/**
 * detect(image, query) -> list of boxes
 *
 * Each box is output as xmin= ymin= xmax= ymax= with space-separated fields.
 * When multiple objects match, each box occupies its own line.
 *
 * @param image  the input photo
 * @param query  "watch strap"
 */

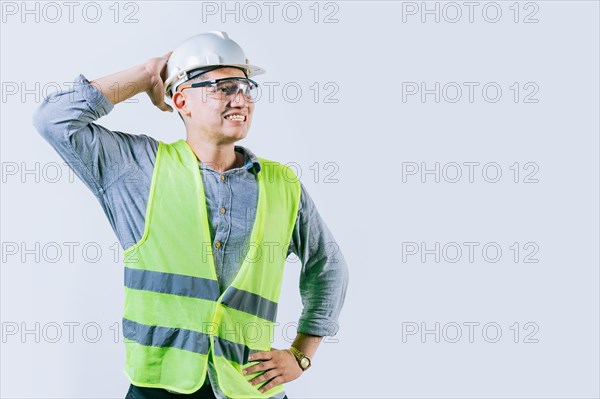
xmin=289 ymin=346 xmax=311 ymax=370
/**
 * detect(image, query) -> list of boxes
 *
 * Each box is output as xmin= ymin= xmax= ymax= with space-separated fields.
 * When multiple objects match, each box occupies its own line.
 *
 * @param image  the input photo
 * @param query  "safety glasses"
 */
xmin=177 ymin=77 xmax=259 ymax=103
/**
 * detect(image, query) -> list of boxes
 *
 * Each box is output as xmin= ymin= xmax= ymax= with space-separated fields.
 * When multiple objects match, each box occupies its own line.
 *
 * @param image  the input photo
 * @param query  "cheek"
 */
xmin=204 ymin=107 xmax=224 ymax=122
xmin=213 ymin=105 xmax=226 ymax=118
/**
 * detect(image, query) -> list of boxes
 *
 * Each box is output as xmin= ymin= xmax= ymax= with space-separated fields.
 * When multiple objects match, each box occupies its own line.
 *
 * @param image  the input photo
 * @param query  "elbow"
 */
xmin=32 ymin=104 xmax=46 ymax=137
xmin=32 ymin=100 xmax=54 ymax=140
xmin=31 ymin=94 xmax=75 ymax=143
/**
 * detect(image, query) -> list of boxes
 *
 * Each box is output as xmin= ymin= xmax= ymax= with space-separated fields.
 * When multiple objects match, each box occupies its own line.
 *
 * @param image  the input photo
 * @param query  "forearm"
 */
xmin=291 ymin=332 xmax=323 ymax=359
xmin=290 ymin=183 xmax=349 ymax=337
xmin=90 ymin=63 xmax=153 ymax=105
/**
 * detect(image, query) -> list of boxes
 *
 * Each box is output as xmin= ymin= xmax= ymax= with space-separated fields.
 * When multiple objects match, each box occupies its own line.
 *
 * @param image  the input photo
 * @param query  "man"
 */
xmin=32 ymin=31 xmax=348 ymax=399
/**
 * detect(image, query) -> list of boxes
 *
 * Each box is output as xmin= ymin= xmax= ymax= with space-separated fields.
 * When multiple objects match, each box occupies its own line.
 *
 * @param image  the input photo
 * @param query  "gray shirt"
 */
xmin=32 ymin=74 xmax=348 ymax=398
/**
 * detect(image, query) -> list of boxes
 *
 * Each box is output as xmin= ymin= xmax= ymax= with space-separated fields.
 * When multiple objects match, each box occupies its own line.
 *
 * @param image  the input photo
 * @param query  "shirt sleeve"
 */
xmin=32 ymin=73 xmax=152 ymax=197
xmin=288 ymin=181 xmax=349 ymax=336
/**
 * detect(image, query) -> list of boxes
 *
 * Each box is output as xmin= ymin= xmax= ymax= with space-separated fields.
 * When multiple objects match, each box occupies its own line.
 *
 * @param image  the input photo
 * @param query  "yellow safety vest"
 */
xmin=121 ymin=139 xmax=301 ymax=398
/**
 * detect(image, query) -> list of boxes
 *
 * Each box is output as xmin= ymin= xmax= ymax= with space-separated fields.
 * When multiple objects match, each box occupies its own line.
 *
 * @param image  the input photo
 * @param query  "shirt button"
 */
xmin=215 ymin=241 xmax=222 ymax=249
xmin=220 ymin=175 xmax=225 ymax=182
xmin=220 ymin=207 xmax=226 ymax=215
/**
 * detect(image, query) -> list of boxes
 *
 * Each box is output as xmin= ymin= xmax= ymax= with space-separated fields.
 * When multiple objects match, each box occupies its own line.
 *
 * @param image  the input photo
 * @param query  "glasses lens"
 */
xmin=213 ymin=79 xmax=258 ymax=102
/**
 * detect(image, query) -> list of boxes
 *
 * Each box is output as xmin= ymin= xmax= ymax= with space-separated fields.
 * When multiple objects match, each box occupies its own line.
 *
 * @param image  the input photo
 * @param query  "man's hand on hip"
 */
xmin=243 ymin=348 xmax=303 ymax=393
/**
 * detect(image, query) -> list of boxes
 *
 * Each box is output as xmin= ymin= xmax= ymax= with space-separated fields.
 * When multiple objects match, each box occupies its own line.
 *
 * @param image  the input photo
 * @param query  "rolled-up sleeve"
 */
xmin=288 ymin=182 xmax=349 ymax=336
xmin=32 ymin=74 xmax=145 ymax=197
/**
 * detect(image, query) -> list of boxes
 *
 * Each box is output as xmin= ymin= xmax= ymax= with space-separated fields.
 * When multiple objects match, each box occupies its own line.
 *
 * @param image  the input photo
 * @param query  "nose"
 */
xmin=230 ymin=88 xmax=250 ymax=107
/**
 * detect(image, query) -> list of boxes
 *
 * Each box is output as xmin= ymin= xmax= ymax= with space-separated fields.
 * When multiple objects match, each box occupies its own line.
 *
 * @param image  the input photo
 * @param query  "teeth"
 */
xmin=225 ymin=115 xmax=245 ymax=121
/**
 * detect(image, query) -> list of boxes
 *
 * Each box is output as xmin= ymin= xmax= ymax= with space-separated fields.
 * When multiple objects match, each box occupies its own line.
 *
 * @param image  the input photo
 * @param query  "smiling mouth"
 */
xmin=224 ymin=114 xmax=246 ymax=122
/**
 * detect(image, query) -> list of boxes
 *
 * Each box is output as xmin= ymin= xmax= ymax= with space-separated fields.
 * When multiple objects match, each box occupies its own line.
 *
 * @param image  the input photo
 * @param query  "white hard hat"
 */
xmin=164 ymin=31 xmax=265 ymax=98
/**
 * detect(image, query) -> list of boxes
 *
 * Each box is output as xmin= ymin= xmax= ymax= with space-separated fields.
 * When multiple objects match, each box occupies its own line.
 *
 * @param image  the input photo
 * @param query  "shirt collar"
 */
xmin=235 ymin=145 xmax=262 ymax=174
xmin=197 ymin=145 xmax=261 ymax=175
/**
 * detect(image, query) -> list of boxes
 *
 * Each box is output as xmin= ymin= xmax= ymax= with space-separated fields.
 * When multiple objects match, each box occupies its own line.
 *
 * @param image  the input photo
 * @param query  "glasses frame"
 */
xmin=177 ymin=77 xmax=260 ymax=102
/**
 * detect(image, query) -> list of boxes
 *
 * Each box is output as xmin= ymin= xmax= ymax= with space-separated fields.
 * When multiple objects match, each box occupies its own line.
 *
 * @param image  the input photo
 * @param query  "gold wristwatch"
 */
xmin=289 ymin=346 xmax=311 ymax=371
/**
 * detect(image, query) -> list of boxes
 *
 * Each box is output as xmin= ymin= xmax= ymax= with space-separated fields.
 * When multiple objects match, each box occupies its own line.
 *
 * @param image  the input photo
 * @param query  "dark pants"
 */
xmin=126 ymin=384 xmax=288 ymax=399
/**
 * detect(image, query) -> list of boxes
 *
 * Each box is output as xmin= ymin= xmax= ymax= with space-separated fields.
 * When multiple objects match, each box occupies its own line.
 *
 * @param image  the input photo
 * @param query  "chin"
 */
xmin=231 ymin=128 xmax=249 ymax=137
xmin=224 ymin=131 xmax=248 ymax=143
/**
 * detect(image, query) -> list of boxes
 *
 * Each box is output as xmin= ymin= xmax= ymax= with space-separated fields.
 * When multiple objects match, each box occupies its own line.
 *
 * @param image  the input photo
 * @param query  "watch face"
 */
xmin=300 ymin=358 xmax=310 ymax=369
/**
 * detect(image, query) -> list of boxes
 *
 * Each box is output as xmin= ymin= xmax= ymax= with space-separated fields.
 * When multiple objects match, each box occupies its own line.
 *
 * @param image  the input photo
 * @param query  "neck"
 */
xmin=186 ymin=136 xmax=243 ymax=173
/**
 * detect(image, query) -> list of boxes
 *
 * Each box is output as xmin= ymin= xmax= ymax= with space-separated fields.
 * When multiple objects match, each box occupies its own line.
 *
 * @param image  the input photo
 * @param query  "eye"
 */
xmin=219 ymin=83 xmax=237 ymax=94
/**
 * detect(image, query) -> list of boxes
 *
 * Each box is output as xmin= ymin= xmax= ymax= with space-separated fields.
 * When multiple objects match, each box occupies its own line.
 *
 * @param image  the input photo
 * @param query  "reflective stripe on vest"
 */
xmin=121 ymin=139 xmax=300 ymax=398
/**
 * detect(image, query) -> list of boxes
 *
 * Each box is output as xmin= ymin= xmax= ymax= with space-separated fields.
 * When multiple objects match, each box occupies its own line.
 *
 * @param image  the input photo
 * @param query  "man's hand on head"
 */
xmin=143 ymin=51 xmax=174 ymax=113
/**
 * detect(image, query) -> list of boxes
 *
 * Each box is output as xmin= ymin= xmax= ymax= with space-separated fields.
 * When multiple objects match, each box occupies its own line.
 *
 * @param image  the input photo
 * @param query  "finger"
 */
xmin=154 ymin=99 xmax=173 ymax=112
xmin=244 ymin=359 xmax=275 ymax=376
xmin=150 ymin=86 xmax=173 ymax=112
xmin=258 ymin=376 xmax=285 ymax=394
xmin=249 ymin=368 xmax=282 ymax=386
xmin=248 ymin=351 xmax=273 ymax=362
xmin=155 ymin=101 xmax=173 ymax=112
xmin=158 ymin=51 xmax=174 ymax=81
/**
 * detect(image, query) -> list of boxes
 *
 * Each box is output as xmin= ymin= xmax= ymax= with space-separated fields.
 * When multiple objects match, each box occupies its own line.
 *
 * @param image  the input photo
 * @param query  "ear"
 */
xmin=172 ymin=92 xmax=191 ymax=117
